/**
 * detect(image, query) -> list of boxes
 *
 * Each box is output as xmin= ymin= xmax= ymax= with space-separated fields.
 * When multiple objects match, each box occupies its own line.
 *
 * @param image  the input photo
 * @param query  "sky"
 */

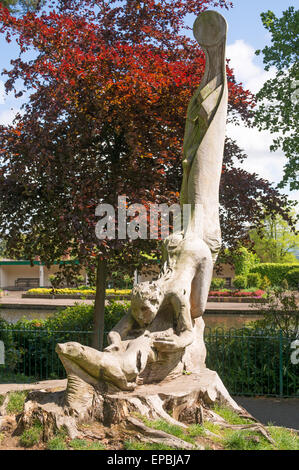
xmin=0 ymin=0 xmax=298 ymax=206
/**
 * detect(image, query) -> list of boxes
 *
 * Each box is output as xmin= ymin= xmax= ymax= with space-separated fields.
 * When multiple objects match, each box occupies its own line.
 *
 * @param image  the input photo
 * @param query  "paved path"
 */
xmin=234 ymin=396 xmax=299 ymax=430
xmin=0 ymin=379 xmax=67 ymax=395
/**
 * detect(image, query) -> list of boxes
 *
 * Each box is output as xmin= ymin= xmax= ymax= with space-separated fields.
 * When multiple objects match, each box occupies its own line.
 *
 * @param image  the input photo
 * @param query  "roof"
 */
xmin=0 ymin=260 xmax=79 ymax=266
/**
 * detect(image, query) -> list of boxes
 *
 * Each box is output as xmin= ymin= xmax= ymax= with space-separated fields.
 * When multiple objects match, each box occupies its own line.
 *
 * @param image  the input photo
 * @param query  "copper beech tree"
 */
xmin=0 ymin=0 xmax=294 ymax=349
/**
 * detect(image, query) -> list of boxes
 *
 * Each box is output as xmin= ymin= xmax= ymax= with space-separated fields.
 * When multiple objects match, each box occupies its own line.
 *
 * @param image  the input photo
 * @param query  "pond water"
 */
xmin=0 ymin=307 xmax=262 ymax=329
xmin=0 ymin=308 xmax=56 ymax=324
xmin=204 ymin=314 xmax=261 ymax=330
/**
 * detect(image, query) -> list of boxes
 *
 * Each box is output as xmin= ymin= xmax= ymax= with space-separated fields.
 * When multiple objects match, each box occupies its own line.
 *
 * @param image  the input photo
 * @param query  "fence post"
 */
xmin=279 ymin=330 xmax=283 ymax=397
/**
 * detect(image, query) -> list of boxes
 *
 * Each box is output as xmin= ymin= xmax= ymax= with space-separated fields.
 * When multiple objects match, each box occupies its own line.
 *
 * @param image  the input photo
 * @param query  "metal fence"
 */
xmin=0 ymin=326 xmax=298 ymax=397
xmin=204 ymin=327 xmax=298 ymax=397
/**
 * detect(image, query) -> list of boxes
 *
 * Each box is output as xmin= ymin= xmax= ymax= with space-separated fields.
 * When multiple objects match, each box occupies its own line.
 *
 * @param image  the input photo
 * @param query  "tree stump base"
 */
xmin=16 ymin=368 xmax=253 ymax=442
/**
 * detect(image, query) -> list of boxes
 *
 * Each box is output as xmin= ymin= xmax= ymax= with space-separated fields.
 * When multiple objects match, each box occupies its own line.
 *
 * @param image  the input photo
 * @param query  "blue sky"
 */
xmin=0 ymin=0 xmax=298 ymax=205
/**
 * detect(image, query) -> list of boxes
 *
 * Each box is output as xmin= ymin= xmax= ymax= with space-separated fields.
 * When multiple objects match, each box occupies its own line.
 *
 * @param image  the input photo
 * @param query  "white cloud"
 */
xmin=227 ymin=123 xmax=285 ymax=184
xmin=226 ymin=39 xmax=276 ymax=94
xmin=225 ymin=40 xmax=298 ymax=204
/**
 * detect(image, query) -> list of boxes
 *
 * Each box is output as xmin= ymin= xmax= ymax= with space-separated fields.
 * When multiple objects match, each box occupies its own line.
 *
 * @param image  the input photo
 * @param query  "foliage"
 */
xmin=0 ymin=0 xmax=296 ymax=349
xmin=0 ymin=301 xmax=128 ymax=378
xmin=223 ymin=430 xmax=271 ymax=450
xmin=49 ymin=269 xmax=85 ymax=289
xmin=231 ymin=246 xmax=260 ymax=277
xmin=20 ymin=421 xmax=43 ymax=448
xmin=246 ymin=272 xmax=261 ymax=289
xmin=0 ymin=317 xmax=22 ymax=372
xmin=69 ymin=438 xmax=105 ymax=450
xmin=210 ymin=278 xmax=226 ymax=289
xmin=285 ymin=267 xmax=299 ymax=289
xmin=268 ymin=426 xmax=299 ymax=451
xmin=140 ymin=416 xmax=195 ymax=444
xmin=212 ymin=404 xmax=251 ymax=425
xmin=205 ymin=326 xmax=298 ymax=397
xmin=6 ymin=391 xmax=27 ymax=414
xmin=281 ymin=279 xmax=289 ymax=291
xmin=0 ymin=0 xmax=294 ymax=270
xmin=0 ymin=0 xmax=43 ymax=14
xmin=250 ymin=263 xmax=299 ymax=287
xmin=0 ymin=239 xmax=7 ymax=258
xmin=47 ymin=436 xmax=67 ymax=450
xmin=260 ymin=275 xmax=271 ymax=290
xmin=233 ymin=275 xmax=247 ymax=289
xmin=254 ymin=7 xmax=299 ymax=190
xmin=252 ymin=287 xmax=299 ymax=336
xmin=249 ymin=213 xmax=299 ymax=263
xmin=124 ymin=440 xmax=177 ymax=451
xmin=123 ymin=416 xmax=299 ymax=450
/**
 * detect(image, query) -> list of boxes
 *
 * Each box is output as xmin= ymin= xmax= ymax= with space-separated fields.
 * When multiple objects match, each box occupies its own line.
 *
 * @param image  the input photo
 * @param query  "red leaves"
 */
xmin=0 ymin=0 xmax=292 ymax=267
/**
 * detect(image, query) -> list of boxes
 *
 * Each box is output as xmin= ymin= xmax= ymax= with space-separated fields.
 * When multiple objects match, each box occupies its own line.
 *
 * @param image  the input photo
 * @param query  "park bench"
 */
xmin=15 ymin=278 xmax=40 ymax=288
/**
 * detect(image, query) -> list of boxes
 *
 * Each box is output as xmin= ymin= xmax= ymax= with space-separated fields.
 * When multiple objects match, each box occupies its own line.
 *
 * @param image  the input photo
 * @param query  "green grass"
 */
xmin=140 ymin=417 xmax=195 ymax=444
xmin=268 ymin=426 xmax=299 ymax=450
xmin=212 ymin=404 xmax=252 ymax=425
xmin=203 ymin=421 xmax=222 ymax=436
xmin=69 ymin=438 xmax=105 ymax=450
xmin=187 ymin=424 xmax=205 ymax=437
xmin=223 ymin=430 xmax=272 ymax=450
xmin=47 ymin=436 xmax=67 ymax=450
xmin=6 ymin=391 xmax=27 ymax=414
xmin=20 ymin=421 xmax=43 ymax=448
xmin=0 ymin=394 xmax=4 ymax=407
xmin=124 ymin=440 xmax=178 ymax=451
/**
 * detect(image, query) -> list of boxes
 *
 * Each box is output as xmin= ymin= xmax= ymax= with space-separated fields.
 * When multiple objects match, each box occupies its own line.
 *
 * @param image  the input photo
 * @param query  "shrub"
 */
xmin=285 ymin=268 xmax=299 ymax=289
xmin=260 ymin=275 xmax=271 ymax=290
xmin=210 ymin=278 xmax=226 ymax=289
xmin=281 ymin=279 xmax=289 ymax=290
xmin=251 ymin=287 xmax=298 ymax=336
xmin=233 ymin=275 xmax=247 ymax=289
xmin=1 ymin=301 xmax=128 ymax=380
xmin=250 ymin=263 xmax=298 ymax=287
xmin=246 ymin=272 xmax=262 ymax=288
xmin=205 ymin=326 xmax=298 ymax=397
xmin=232 ymin=247 xmax=260 ymax=276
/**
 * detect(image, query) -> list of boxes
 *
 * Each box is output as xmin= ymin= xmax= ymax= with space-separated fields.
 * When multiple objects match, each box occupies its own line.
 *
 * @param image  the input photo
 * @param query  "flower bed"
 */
xmin=23 ymin=287 xmax=266 ymax=302
xmin=209 ymin=289 xmax=265 ymax=298
xmin=208 ymin=289 xmax=266 ymax=302
xmin=22 ymin=288 xmax=132 ymax=299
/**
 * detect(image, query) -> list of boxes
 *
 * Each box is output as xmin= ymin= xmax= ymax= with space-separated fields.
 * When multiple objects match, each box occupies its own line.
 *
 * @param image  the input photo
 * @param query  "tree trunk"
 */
xmin=92 ymin=257 xmax=106 ymax=350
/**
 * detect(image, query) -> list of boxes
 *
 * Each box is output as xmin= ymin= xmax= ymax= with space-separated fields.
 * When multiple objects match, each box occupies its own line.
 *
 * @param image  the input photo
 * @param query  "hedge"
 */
xmin=0 ymin=302 xmax=128 ymax=379
xmin=233 ymin=275 xmax=247 ymax=289
xmin=210 ymin=278 xmax=226 ymax=289
xmin=250 ymin=263 xmax=299 ymax=286
xmin=285 ymin=268 xmax=299 ymax=289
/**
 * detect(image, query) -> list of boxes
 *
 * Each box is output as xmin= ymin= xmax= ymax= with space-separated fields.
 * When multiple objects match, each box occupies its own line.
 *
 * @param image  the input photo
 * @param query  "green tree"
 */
xmin=250 ymin=213 xmax=299 ymax=263
xmin=254 ymin=7 xmax=299 ymax=191
xmin=0 ymin=0 xmax=43 ymax=13
xmin=231 ymin=246 xmax=260 ymax=276
xmin=0 ymin=239 xmax=7 ymax=258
